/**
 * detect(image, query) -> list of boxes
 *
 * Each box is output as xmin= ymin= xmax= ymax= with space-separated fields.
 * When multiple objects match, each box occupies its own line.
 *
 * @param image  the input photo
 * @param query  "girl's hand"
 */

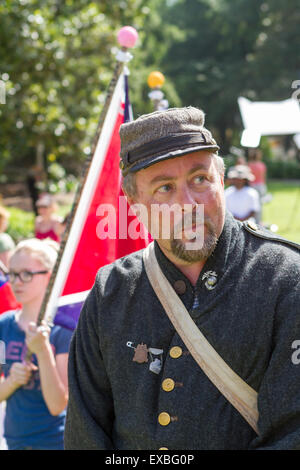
xmin=25 ymin=320 xmax=50 ymax=356
xmin=8 ymin=361 xmax=38 ymax=388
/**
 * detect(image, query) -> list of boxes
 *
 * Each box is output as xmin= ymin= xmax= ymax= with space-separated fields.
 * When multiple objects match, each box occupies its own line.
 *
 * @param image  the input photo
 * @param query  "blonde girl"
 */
xmin=0 ymin=239 xmax=73 ymax=450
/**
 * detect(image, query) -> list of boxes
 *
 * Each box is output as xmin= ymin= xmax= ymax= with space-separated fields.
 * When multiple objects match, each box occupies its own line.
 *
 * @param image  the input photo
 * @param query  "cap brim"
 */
xmin=227 ymin=172 xmax=255 ymax=181
xmin=126 ymin=144 xmax=219 ymax=174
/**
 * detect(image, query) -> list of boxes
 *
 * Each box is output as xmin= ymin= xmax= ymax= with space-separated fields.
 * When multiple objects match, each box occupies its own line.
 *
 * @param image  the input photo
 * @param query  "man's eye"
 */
xmin=193 ymin=175 xmax=205 ymax=184
xmin=157 ymin=184 xmax=172 ymax=193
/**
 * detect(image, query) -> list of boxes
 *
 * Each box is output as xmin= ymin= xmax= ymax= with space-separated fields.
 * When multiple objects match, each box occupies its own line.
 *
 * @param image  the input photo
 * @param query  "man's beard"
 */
xmin=170 ymin=215 xmax=218 ymax=263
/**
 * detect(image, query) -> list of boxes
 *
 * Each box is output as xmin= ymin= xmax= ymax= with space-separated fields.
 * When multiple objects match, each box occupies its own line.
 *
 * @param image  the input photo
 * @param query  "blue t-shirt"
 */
xmin=0 ymin=310 xmax=73 ymax=450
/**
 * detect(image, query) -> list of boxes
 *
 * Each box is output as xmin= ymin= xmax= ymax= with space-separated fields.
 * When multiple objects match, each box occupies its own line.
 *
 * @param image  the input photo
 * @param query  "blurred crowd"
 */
xmin=225 ymin=148 xmax=268 ymax=225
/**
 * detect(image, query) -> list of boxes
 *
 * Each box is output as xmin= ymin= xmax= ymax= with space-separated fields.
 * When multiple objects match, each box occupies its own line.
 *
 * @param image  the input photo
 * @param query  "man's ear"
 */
xmin=221 ymin=175 xmax=225 ymax=188
xmin=125 ymin=194 xmax=136 ymax=207
xmin=219 ymin=173 xmax=225 ymax=189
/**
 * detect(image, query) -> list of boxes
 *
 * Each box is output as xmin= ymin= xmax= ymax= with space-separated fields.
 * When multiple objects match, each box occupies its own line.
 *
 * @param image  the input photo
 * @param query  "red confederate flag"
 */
xmin=47 ymin=72 xmax=149 ymax=330
xmin=0 ymin=270 xmax=21 ymax=315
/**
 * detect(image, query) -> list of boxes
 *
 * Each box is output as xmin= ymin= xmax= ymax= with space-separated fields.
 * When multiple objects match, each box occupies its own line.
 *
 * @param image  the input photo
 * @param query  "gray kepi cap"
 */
xmin=119 ymin=106 xmax=220 ymax=176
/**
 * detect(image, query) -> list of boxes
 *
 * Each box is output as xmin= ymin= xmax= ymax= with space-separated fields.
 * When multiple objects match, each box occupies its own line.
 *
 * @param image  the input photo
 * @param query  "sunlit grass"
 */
xmin=262 ymin=180 xmax=300 ymax=244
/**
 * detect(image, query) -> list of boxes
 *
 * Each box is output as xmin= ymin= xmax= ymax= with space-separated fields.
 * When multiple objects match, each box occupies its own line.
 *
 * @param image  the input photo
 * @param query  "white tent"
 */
xmin=238 ymin=96 xmax=300 ymax=148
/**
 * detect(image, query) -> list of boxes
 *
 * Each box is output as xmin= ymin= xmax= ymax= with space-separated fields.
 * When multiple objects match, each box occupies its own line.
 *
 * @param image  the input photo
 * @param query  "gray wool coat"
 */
xmin=64 ymin=212 xmax=300 ymax=450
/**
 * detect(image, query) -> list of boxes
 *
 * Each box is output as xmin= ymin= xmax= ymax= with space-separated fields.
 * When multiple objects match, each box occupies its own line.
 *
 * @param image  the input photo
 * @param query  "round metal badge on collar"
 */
xmin=202 ymin=271 xmax=218 ymax=290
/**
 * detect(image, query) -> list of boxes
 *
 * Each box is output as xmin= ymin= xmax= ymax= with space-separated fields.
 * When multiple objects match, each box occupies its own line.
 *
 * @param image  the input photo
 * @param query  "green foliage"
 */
xmin=46 ymin=162 xmax=78 ymax=193
xmin=6 ymin=207 xmax=35 ymax=242
xmin=266 ymin=160 xmax=300 ymax=179
xmin=0 ymin=0 xmax=155 ymax=175
xmin=158 ymin=0 xmax=300 ymax=152
xmin=127 ymin=0 xmax=182 ymax=116
xmin=0 ymin=0 xmax=299 ymax=179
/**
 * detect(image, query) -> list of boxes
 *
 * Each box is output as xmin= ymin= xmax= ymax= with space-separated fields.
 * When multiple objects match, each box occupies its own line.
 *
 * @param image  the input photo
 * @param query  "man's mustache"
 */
xmin=172 ymin=209 xmax=209 ymax=239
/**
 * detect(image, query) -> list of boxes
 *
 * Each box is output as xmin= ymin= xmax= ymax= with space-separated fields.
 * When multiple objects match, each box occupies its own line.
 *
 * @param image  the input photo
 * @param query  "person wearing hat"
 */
xmin=225 ymin=164 xmax=261 ymax=223
xmin=64 ymin=107 xmax=300 ymax=450
xmin=0 ymin=238 xmax=73 ymax=450
xmin=35 ymin=194 xmax=64 ymax=243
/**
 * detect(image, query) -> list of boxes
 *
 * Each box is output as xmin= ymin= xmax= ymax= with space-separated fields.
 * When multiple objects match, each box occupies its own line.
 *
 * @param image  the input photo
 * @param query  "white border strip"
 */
xmin=57 ymin=290 xmax=90 ymax=307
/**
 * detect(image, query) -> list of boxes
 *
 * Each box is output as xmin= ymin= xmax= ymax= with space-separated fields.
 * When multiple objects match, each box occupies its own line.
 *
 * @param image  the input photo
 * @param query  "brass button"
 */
xmin=170 ymin=346 xmax=182 ymax=359
xmin=159 ymin=447 xmax=168 ymax=450
xmin=162 ymin=378 xmax=175 ymax=392
xmin=158 ymin=412 xmax=171 ymax=426
xmin=173 ymin=280 xmax=186 ymax=295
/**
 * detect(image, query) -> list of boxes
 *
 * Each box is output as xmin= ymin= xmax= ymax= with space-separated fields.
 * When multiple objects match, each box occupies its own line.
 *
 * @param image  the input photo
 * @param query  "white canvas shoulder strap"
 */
xmin=143 ymin=242 xmax=259 ymax=435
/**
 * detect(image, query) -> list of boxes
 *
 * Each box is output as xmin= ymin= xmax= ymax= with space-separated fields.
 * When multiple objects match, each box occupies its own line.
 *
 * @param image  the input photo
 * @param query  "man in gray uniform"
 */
xmin=64 ymin=107 xmax=300 ymax=450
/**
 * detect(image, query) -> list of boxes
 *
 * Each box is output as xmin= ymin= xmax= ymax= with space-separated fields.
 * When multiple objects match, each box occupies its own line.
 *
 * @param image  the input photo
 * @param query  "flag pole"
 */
xmin=25 ymin=26 xmax=139 ymax=361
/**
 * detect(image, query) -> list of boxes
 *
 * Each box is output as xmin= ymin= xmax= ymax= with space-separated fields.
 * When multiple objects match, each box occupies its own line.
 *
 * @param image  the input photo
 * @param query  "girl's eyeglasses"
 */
xmin=8 ymin=270 xmax=49 ymax=283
